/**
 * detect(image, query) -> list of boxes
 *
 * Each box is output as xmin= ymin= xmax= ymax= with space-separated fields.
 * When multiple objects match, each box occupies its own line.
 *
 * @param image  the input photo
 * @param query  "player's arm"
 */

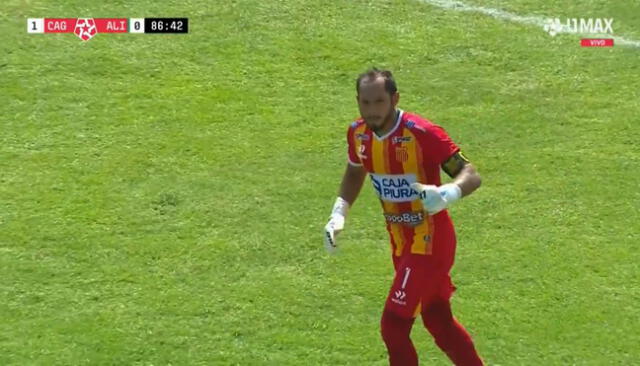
xmin=338 ymin=163 xmax=368 ymax=205
xmin=412 ymin=151 xmax=482 ymax=215
xmin=441 ymin=152 xmax=481 ymax=197
xmin=323 ymin=163 xmax=367 ymax=253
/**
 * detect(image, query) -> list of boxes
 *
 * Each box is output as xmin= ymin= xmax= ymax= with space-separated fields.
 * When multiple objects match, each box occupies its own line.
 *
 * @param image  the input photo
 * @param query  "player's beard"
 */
xmin=368 ymin=106 xmax=397 ymax=134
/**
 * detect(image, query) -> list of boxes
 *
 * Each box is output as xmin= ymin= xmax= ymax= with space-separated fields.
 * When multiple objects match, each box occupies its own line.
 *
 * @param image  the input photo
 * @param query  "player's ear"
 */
xmin=392 ymin=92 xmax=400 ymax=106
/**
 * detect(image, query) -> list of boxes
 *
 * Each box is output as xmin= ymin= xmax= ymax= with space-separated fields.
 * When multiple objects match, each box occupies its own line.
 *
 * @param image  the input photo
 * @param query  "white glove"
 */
xmin=324 ymin=197 xmax=349 ymax=254
xmin=410 ymin=183 xmax=461 ymax=215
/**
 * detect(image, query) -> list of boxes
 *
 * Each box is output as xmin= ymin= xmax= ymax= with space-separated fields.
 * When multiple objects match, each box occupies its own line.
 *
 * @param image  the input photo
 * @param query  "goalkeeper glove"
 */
xmin=323 ymin=197 xmax=349 ymax=254
xmin=410 ymin=183 xmax=461 ymax=215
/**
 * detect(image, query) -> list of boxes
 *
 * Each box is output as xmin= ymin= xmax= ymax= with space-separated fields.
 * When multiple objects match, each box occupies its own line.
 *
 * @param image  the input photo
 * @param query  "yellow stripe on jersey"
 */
xmin=383 ymin=201 xmax=406 ymax=256
xmin=404 ymin=129 xmax=432 ymax=255
xmin=371 ymin=135 xmax=385 ymax=173
xmin=372 ymin=136 xmax=406 ymax=255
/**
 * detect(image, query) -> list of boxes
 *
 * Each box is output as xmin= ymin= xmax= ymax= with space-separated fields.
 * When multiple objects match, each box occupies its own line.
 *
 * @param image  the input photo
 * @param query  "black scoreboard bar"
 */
xmin=143 ymin=18 xmax=189 ymax=33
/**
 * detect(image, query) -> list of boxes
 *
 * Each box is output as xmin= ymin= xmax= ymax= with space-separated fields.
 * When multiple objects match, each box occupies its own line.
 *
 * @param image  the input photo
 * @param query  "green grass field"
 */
xmin=1 ymin=0 xmax=639 ymax=364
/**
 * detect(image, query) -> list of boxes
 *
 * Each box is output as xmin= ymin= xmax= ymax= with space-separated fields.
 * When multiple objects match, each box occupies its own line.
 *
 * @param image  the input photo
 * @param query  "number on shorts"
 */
xmin=401 ymin=267 xmax=411 ymax=289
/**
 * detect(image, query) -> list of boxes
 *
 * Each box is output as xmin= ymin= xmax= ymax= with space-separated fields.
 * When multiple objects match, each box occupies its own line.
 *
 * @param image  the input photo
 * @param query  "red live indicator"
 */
xmin=581 ymin=38 xmax=614 ymax=47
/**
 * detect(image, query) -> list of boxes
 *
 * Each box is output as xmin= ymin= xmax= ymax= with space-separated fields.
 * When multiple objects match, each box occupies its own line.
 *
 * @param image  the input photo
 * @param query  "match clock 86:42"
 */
xmin=144 ymin=18 xmax=188 ymax=33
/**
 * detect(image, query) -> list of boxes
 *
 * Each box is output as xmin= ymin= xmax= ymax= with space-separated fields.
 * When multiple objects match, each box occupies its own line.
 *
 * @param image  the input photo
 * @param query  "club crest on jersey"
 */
xmin=392 ymin=136 xmax=412 ymax=144
xmin=355 ymin=133 xmax=369 ymax=141
xmin=395 ymin=147 xmax=409 ymax=163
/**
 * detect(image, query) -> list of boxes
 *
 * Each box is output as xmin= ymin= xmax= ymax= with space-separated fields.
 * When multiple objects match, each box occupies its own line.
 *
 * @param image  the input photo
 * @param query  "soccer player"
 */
xmin=323 ymin=69 xmax=484 ymax=365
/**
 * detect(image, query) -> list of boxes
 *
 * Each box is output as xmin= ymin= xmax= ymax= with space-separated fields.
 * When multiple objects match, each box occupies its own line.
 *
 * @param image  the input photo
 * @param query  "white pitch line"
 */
xmin=418 ymin=0 xmax=640 ymax=47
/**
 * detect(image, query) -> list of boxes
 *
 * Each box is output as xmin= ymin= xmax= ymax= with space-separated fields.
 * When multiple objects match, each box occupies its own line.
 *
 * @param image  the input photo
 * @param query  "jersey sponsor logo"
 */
xmin=355 ymin=133 xmax=369 ymax=141
xmin=370 ymin=173 xmax=420 ymax=202
xmin=384 ymin=211 xmax=425 ymax=226
xmin=392 ymin=136 xmax=411 ymax=144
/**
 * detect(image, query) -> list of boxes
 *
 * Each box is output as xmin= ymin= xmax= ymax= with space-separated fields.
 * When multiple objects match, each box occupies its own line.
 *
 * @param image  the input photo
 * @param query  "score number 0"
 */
xmin=129 ymin=18 xmax=145 ymax=33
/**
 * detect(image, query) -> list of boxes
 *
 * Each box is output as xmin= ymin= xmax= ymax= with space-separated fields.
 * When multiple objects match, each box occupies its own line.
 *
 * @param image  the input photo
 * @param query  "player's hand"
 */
xmin=323 ymin=214 xmax=345 ymax=254
xmin=411 ymin=183 xmax=461 ymax=215
xmin=324 ymin=197 xmax=350 ymax=254
xmin=411 ymin=183 xmax=447 ymax=214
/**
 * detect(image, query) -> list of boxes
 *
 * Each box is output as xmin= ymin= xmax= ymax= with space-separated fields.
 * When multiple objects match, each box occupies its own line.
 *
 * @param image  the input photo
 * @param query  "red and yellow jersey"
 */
xmin=347 ymin=110 xmax=460 ymax=258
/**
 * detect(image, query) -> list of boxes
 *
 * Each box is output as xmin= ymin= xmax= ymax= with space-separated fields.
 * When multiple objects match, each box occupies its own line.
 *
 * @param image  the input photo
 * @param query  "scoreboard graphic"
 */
xmin=27 ymin=18 xmax=188 ymax=41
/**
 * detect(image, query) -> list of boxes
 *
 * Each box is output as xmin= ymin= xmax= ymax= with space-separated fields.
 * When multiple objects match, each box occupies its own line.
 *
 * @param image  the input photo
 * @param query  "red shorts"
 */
xmin=384 ymin=213 xmax=457 ymax=318
xmin=384 ymin=254 xmax=457 ymax=318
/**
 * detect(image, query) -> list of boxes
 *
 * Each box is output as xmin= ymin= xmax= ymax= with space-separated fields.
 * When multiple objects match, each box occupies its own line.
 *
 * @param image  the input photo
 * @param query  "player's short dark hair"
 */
xmin=356 ymin=68 xmax=398 ymax=95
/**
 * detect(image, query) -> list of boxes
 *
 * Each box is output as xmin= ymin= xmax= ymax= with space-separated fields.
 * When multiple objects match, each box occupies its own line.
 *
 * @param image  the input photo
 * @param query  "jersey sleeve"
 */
xmin=421 ymin=123 xmax=460 ymax=165
xmin=346 ymin=123 xmax=362 ymax=166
